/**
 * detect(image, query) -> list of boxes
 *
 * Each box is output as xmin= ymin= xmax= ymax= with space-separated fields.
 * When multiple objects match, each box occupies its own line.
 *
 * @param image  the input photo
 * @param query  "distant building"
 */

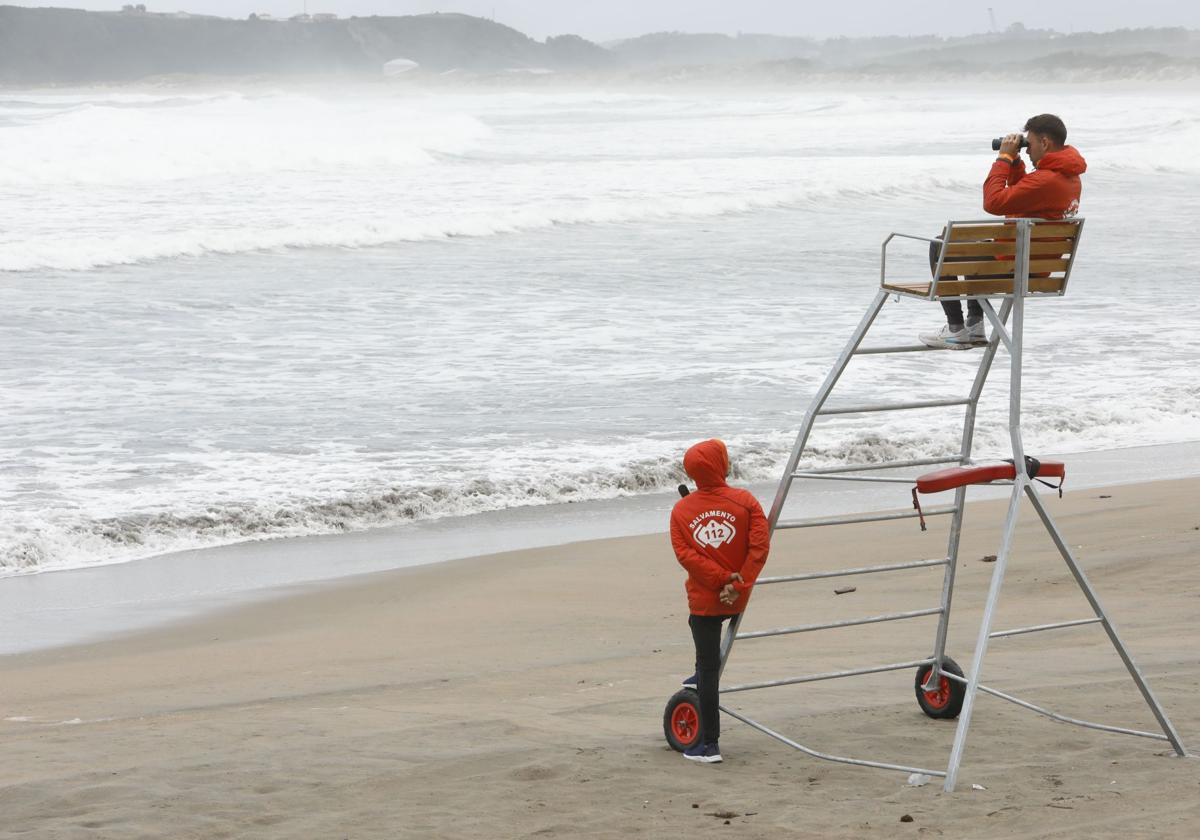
xmin=313 ymin=13 xmax=338 ymax=22
xmin=249 ymin=13 xmax=275 ymax=20
xmin=289 ymin=13 xmax=311 ymax=23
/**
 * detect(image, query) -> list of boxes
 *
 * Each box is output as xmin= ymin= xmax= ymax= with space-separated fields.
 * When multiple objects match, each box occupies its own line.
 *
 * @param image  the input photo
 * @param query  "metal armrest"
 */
xmin=881 ymin=232 xmax=944 ymax=292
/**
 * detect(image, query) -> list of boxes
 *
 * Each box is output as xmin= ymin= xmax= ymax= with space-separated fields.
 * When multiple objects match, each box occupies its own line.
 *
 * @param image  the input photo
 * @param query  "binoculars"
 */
xmin=991 ymin=136 xmax=1030 ymax=151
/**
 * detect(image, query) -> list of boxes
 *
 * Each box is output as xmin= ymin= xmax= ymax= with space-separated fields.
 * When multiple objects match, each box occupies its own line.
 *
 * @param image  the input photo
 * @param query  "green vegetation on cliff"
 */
xmin=1 ymin=5 xmax=1196 ymax=86
xmin=0 ymin=6 xmax=609 ymax=83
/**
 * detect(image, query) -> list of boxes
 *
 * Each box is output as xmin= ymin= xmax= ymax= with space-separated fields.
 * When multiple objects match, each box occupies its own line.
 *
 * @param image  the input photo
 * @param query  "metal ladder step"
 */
xmin=736 ymin=607 xmax=943 ymax=641
xmin=990 ymin=617 xmax=1102 ymax=639
xmin=775 ymin=506 xmax=956 ymax=529
xmin=756 ymin=557 xmax=949 ymax=585
xmin=723 ymin=657 xmax=935 ymax=693
xmin=817 ymin=398 xmax=970 ymax=416
xmin=853 ymin=344 xmax=946 ymax=355
xmin=793 ymin=473 xmax=917 ymax=484
xmin=796 ymin=456 xmax=960 ymax=475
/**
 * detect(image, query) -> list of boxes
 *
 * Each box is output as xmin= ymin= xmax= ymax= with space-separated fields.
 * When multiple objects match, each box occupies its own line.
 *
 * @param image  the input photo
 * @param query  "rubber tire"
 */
xmin=915 ymin=656 xmax=966 ymax=719
xmin=663 ymin=688 xmax=703 ymax=752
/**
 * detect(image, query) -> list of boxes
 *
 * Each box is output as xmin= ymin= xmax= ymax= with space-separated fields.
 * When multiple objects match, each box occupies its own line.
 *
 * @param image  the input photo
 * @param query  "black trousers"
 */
xmin=689 ymin=613 xmax=736 ymax=745
xmin=929 ymin=239 xmax=983 ymax=328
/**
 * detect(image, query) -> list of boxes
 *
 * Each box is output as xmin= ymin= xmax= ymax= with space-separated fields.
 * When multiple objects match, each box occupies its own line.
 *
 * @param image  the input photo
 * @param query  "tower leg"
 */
xmin=727 ymin=290 xmax=888 ymax=679
xmin=925 ymin=298 xmax=1012 ymax=691
xmin=765 ymin=290 xmax=889 ymax=529
xmin=943 ymin=482 xmax=1023 ymax=792
xmin=1024 ymin=486 xmax=1188 ymax=757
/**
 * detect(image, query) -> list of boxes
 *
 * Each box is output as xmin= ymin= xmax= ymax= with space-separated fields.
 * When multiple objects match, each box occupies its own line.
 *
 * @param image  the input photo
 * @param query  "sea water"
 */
xmin=2 ymin=84 xmax=1199 ymax=576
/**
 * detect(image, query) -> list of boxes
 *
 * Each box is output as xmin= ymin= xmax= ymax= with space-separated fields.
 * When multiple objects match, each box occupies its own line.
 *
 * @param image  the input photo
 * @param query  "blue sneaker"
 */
xmin=682 ymin=742 xmax=723 ymax=764
xmin=919 ymin=323 xmax=975 ymax=350
xmin=682 ymin=673 xmax=698 ymax=689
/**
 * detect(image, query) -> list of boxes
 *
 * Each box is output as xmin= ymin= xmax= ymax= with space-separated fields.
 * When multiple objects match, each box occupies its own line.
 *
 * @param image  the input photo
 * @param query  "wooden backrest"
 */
xmin=935 ymin=219 xmax=1084 ymax=295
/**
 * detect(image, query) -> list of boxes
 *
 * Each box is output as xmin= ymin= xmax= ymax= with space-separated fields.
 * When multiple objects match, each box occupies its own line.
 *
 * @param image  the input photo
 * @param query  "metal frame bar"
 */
xmin=724 ymin=659 xmax=935 ymax=693
xmin=990 ymin=617 xmax=1102 ymax=639
xmin=942 ymin=220 xmax=1034 ymax=791
xmin=719 ymin=705 xmax=945 ymax=777
xmin=817 ymin=397 xmax=969 ymax=416
xmin=735 ymin=607 xmax=942 ymax=641
xmin=979 ymin=683 xmax=1169 ymax=741
xmin=1023 ymin=485 xmax=1187 ymax=756
xmin=924 ymin=297 xmax=1012 ymax=696
xmin=979 ymin=299 xmax=1013 ymax=355
xmin=756 ymin=557 xmax=948 ymax=585
xmin=714 ymin=216 xmax=1184 ymax=792
xmin=938 ymin=671 xmax=1171 ymax=742
xmin=853 ymin=344 xmax=944 ymax=355
xmin=943 ymin=482 xmax=1023 ymax=791
xmin=1057 ymin=217 xmax=1085 ymax=296
xmin=774 ymin=505 xmax=956 ymax=530
xmin=796 ymin=456 xmax=960 ymax=475
xmin=792 ymin=473 xmax=921 ymax=484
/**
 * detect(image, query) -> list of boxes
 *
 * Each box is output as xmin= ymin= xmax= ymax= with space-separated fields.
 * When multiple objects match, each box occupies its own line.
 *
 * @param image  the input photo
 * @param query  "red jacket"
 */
xmin=982 ymin=146 xmax=1086 ymax=219
xmin=670 ymin=439 xmax=770 ymax=616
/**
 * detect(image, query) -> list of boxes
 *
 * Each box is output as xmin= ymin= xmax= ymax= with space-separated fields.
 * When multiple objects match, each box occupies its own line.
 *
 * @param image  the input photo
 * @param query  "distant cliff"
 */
xmin=1 ymin=6 xmax=1196 ymax=86
xmin=609 ymin=27 xmax=1200 ymax=76
xmin=0 ymin=6 xmax=613 ymax=84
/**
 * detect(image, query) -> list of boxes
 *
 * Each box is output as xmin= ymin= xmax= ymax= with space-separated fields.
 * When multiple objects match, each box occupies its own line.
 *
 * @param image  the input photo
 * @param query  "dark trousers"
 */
xmin=689 ymin=613 xmax=736 ymax=745
xmin=929 ymin=239 xmax=983 ymax=329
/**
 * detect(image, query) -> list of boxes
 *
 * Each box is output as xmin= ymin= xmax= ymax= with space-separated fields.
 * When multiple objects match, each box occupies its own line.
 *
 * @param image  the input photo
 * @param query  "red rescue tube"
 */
xmin=916 ymin=461 xmax=1065 ymax=494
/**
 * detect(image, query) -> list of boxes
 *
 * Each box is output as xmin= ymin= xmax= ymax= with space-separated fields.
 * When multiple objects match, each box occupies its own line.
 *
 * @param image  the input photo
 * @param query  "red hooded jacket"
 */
xmin=669 ymin=440 xmax=770 ymax=616
xmin=982 ymin=146 xmax=1087 ymax=219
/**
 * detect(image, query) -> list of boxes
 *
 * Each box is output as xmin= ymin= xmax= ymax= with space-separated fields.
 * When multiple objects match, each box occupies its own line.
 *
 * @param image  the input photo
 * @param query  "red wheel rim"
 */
xmin=921 ymin=668 xmax=951 ymax=709
xmin=671 ymin=701 xmax=700 ymax=745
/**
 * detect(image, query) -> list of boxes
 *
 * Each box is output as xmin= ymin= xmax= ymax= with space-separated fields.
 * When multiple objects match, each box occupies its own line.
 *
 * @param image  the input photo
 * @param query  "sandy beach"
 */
xmin=1 ymin=476 xmax=1197 ymax=839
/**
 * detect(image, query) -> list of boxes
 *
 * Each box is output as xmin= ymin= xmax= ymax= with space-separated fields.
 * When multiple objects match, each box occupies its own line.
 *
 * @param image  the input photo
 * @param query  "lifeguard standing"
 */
xmin=668 ymin=439 xmax=770 ymax=763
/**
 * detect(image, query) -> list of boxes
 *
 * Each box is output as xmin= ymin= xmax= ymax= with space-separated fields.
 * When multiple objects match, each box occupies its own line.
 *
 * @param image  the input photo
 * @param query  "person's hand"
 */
xmin=998 ymin=133 xmax=1024 ymax=158
xmin=719 ymin=573 xmax=744 ymax=606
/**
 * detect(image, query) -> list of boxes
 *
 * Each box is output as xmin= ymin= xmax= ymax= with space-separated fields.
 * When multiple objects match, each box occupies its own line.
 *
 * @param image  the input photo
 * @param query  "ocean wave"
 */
xmin=0 ymin=452 xmax=692 ymax=575
xmin=0 ymin=94 xmax=491 ymax=187
xmin=0 ymin=178 xmax=972 ymax=273
xmin=0 ymin=427 xmax=968 ymax=576
xmin=5 ymin=389 xmax=1198 ymax=578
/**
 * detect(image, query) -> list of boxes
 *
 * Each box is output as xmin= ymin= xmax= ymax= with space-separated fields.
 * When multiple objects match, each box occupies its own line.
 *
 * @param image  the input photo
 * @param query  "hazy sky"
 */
xmin=13 ymin=1 xmax=1200 ymax=41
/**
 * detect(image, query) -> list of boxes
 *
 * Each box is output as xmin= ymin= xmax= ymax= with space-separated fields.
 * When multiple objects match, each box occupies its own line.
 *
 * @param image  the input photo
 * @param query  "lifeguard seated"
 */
xmin=918 ymin=113 xmax=1086 ymax=350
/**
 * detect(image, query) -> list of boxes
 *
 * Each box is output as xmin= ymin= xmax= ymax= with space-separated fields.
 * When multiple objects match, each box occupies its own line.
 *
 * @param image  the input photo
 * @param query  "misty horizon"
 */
xmin=5 ymin=1 xmax=1200 ymax=43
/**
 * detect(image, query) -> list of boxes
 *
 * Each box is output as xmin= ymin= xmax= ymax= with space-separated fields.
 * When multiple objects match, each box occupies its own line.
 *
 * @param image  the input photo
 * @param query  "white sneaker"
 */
xmin=919 ymin=324 xmax=974 ymax=350
xmin=965 ymin=320 xmax=987 ymax=345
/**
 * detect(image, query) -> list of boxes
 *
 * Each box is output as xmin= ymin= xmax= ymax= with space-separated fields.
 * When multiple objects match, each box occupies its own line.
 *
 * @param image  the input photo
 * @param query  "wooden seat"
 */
xmin=882 ymin=219 xmax=1083 ymax=300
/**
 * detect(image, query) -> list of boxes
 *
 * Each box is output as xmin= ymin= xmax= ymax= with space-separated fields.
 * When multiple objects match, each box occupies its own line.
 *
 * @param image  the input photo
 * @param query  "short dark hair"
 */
xmin=1024 ymin=114 xmax=1067 ymax=147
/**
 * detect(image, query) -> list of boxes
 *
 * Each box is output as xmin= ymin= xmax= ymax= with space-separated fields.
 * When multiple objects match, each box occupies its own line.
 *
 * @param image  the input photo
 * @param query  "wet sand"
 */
xmin=2 ymin=477 xmax=1198 ymax=839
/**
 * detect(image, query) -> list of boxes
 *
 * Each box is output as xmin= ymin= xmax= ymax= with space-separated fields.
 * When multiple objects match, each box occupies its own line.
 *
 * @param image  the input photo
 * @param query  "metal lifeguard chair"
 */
xmin=662 ymin=217 xmax=1189 ymax=791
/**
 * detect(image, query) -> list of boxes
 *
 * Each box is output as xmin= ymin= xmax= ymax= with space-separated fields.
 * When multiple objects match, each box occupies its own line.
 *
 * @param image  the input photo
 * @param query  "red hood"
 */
xmin=1036 ymin=145 xmax=1087 ymax=176
xmin=683 ymin=439 xmax=729 ymax=489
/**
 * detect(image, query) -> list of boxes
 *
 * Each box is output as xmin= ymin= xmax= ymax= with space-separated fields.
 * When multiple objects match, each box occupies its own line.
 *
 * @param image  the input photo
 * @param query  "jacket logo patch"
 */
xmin=693 ymin=518 xmax=736 ymax=548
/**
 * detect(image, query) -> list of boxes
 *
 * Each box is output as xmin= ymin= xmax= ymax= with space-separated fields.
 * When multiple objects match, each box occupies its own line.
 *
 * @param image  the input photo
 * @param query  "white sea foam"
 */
xmin=2 ymin=86 xmax=1198 ymax=576
xmin=0 ymin=92 xmax=490 ymax=186
xmin=0 ymin=178 xmax=972 ymax=273
xmin=3 ymin=382 xmax=1196 ymax=576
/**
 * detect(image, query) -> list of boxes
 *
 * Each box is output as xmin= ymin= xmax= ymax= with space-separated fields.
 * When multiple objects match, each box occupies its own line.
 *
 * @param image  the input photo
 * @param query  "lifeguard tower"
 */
xmin=663 ymin=218 xmax=1188 ymax=791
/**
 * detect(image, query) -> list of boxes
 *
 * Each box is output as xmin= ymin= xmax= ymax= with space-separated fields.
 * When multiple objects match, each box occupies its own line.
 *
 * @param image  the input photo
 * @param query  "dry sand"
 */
xmin=2 ymin=478 xmax=1198 ymax=839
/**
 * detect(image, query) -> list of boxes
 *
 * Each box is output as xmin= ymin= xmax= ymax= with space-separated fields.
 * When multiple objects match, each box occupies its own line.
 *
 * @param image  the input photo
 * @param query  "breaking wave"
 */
xmin=0 ymin=178 xmax=972 ymax=273
xmin=9 ymin=383 xmax=1196 ymax=577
